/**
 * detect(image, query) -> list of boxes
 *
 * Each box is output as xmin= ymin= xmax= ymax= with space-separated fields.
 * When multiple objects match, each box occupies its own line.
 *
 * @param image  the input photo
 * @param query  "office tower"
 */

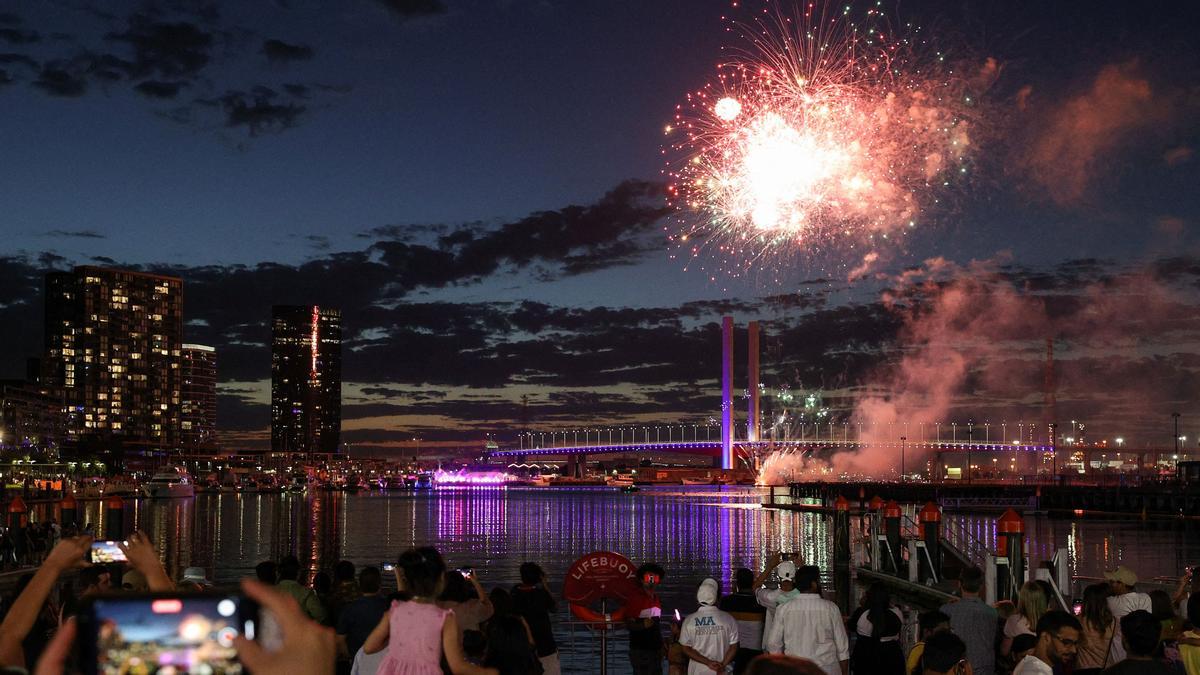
xmin=181 ymin=344 xmax=217 ymax=450
xmin=43 ymin=267 xmax=183 ymax=448
xmin=271 ymin=305 xmax=341 ymax=455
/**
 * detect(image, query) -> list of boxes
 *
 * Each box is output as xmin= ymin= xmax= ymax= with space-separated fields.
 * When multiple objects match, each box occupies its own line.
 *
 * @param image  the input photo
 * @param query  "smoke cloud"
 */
xmin=759 ymin=256 xmax=1200 ymax=482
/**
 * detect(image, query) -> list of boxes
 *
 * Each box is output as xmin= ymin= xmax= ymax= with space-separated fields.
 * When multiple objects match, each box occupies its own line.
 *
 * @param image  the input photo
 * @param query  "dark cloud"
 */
xmin=105 ymin=16 xmax=214 ymax=80
xmin=32 ymin=64 xmax=88 ymax=97
xmin=261 ymin=38 xmax=313 ymax=63
xmin=0 ymin=28 xmax=39 ymax=44
xmin=0 ymin=13 xmax=20 ymax=26
xmin=375 ymin=0 xmax=447 ymax=20
xmin=45 ymin=229 xmax=106 ymax=239
xmin=208 ymin=87 xmax=306 ymax=135
xmin=134 ymin=79 xmax=187 ymax=99
xmin=0 ymin=7 xmax=339 ymax=140
xmin=0 ymin=53 xmax=38 ymax=70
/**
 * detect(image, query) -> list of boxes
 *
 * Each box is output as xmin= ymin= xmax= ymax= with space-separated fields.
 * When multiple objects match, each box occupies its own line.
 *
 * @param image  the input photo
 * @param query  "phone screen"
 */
xmin=90 ymin=541 xmax=128 ymax=564
xmin=81 ymin=593 xmax=258 ymax=675
xmin=381 ymin=562 xmax=395 ymax=572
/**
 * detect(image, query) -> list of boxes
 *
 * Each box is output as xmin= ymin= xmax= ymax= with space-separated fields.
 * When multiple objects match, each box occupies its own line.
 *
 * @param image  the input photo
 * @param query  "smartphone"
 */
xmin=457 ymin=567 xmax=474 ymax=577
xmin=780 ymin=552 xmax=795 ymax=561
xmin=89 ymin=541 xmax=128 ymax=564
xmin=78 ymin=592 xmax=260 ymax=675
xmin=381 ymin=562 xmax=395 ymax=572
xmin=1072 ymin=600 xmax=1083 ymax=616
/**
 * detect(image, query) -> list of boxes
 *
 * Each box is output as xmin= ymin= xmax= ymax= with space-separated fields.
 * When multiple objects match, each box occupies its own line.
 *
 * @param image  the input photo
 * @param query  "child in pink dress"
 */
xmin=363 ymin=547 xmax=496 ymax=675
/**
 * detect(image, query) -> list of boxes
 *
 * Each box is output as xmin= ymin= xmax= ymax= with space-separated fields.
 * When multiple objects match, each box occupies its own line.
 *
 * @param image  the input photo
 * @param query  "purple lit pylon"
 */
xmin=721 ymin=316 xmax=734 ymax=470
xmin=748 ymin=321 xmax=760 ymax=444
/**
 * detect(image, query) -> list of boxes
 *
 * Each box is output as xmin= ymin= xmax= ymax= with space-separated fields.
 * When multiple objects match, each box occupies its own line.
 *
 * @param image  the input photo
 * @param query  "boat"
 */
xmin=681 ymin=477 xmax=716 ymax=486
xmin=621 ymin=484 xmax=640 ymax=494
xmin=142 ymin=470 xmax=196 ymax=499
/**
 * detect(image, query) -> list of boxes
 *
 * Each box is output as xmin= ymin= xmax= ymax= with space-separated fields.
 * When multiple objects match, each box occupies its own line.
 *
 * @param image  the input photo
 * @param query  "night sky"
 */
xmin=2 ymin=0 xmax=1199 ymax=452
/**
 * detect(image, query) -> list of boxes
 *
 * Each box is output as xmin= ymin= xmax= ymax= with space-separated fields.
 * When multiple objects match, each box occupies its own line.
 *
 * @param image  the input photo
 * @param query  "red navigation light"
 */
xmin=151 ymin=599 xmax=183 ymax=614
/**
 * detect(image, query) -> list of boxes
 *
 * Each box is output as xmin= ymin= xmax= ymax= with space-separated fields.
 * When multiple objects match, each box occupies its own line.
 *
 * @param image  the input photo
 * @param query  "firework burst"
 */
xmin=664 ymin=1 xmax=986 ymax=280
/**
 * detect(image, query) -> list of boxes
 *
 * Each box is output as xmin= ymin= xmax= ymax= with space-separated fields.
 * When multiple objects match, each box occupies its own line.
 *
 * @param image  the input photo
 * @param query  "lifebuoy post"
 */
xmin=563 ymin=551 xmax=641 ymax=675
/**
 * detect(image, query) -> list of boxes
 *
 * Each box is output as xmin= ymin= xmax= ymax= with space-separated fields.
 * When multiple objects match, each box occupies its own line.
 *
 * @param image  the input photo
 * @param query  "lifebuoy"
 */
xmin=569 ymin=601 xmax=630 ymax=630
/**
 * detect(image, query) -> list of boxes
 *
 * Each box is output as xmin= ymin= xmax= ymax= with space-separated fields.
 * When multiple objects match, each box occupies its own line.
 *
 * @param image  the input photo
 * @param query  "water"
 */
xmin=62 ymin=486 xmax=1200 ymax=672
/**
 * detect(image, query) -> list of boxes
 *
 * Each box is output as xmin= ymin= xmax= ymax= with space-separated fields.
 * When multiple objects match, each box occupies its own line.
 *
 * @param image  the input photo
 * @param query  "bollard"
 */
xmin=60 ymin=492 xmax=78 ymax=529
xmin=104 ymin=495 xmax=125 ymax=541
xmin=997 ymin=509 xmax=1025 ymax=602
xmin=858 ymin=486 xmax=867 ymax=510
xmin=919 ymin=501 xmax=943 ymax=581
xmin=868 ymin=495 xmax=884 ymax=512
xmin=883 ymin=499 xmax=903 ymax=574
xmin=7 ymin=496 xmax=27 ymax=530
xmin=833 ymin=495 xmax=851 ymax=613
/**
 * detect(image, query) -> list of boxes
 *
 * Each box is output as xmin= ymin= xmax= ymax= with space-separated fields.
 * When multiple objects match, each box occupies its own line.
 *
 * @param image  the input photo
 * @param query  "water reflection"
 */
xmin=36 ymin=487 xmax=1198 ymax=605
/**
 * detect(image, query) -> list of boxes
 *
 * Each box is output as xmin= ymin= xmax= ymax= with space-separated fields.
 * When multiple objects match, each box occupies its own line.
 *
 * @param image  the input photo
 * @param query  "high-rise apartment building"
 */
xmin=271 ymin=305 xmax=341 ymax=455
xmin=181 ymin=344 xmax=217 ymax=450
xmin=43 ymin=267 xmax=183 ymax=449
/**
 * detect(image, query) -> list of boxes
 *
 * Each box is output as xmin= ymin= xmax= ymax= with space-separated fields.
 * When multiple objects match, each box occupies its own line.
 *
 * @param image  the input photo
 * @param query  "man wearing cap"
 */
xmin=755 ymin=555 xmax=799 ymax=646
xmin=179 ymin=566 xmax=212 ymax=590
xmin=765 ymin=565 xmax=849 ymax=675
xmin=1105 ymin=565 xmax=1151 ymax=663
xmin=679 ymin=578 xmax=740 ymax=674
xmin=1106 ymin=566 xmax=1151 ymax=620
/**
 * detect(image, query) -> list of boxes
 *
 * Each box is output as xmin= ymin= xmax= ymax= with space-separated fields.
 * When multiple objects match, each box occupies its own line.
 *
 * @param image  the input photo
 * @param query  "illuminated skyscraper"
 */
xmin=271 ymin=305 xmax=341 ymax=455
xmin=43 ymin=267 xmax=183 ymax=450
xmin=181 ymin=344 xmax=217 ymax=450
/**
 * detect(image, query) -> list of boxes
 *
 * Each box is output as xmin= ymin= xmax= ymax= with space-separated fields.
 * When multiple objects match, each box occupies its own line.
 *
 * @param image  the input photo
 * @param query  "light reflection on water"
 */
xmin=59 ymin=487 xmax=1200 ymax=672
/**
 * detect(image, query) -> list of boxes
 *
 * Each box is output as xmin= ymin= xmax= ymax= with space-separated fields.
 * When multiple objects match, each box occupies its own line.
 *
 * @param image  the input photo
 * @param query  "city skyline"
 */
xmin=0 ymin=1 xmax=1198 ymax=453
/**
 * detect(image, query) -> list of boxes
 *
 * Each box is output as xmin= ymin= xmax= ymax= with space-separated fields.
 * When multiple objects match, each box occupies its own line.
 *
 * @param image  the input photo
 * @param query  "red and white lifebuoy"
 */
xmin=569 ymin=601 xmax=631 ymax=630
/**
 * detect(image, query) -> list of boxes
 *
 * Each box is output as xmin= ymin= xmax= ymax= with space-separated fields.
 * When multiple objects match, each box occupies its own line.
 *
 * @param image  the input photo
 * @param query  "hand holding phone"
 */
xmin=78 ymin=592 xmax=259 ymax=675
xmin=457 ymin=567 xmax=474 ymax=578
xmin=89 ymin=541 xmax=128 ymax=564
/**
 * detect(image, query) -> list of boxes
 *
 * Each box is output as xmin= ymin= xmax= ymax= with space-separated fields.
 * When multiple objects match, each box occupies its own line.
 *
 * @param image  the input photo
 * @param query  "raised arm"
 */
xmin=0 ymin=536 xmax=91 ymax=668
xmin=119 ymin=532 xmax=173 ymax=591
xmin=752 ymin=554 xmax=782 ymax=590
xmin=361 ymin=609 xmax=392 ymax=655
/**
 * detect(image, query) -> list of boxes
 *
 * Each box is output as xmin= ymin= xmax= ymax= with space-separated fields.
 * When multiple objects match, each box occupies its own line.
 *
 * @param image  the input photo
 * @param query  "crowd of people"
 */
xmin=0 ymin=534 xmax=1198 ymax=675
xmin=606 ymin=556 xmax=1200 ymax=675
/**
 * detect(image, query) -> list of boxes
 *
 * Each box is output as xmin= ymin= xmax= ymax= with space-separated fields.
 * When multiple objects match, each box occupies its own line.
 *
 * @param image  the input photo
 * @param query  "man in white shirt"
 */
xmin=679 ymin=578 xmax=739 ymax=674
xmin=1106 ymin=566 xmax=1152 ymax=619
xmin=764 ymin=565 xmax=848 ymax=675
xmin=755 ymin=557 xmax=799 ymax=643
xmin=1013 ymin=611 xmax=1081 ymax=675
xmin=1104 ymin=565 xmax=1152 ymax=662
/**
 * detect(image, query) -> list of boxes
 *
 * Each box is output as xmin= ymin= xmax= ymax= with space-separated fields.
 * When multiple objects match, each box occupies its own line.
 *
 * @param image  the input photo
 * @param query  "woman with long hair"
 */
xmin=483 ymin=614 xmax=543 ymax=675
xmin=1001 ymin=582 xmax=1048 ymax=656
xmin=363 ymin=547 xmax=496 ymax=675
xmin=1074 ymin=583 xmax=1116 ymax=675
xmin=849 ymin=583 xmax=905 ymax=675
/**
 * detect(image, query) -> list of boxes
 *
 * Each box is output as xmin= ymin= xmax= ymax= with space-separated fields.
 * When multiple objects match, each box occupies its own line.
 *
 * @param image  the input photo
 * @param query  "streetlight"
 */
xmin=1174 ymin=412 xmax=1182 ymax=472
xmin=966 ymin=419 xmax=974 ymax=484
xmin=900 ymin=436 xmax=907 ymax=481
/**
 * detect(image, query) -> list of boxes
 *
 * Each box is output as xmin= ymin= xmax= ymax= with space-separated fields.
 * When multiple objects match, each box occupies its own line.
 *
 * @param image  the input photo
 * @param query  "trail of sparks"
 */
xmin=664 ymin=1 xmax=987 ymax=282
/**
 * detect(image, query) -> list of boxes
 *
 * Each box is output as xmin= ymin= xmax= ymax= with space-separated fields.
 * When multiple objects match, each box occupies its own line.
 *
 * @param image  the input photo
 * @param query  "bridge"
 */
xmin=489 ymin=439 xmax=1052 ymax=459
xmin=488 ymin=316 xmax=1190 ymax=473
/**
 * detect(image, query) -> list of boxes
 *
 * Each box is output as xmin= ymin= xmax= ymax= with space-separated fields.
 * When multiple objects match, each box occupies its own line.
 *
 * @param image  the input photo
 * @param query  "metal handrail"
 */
xmin=936 ymin=516 xmax=992 ymax=569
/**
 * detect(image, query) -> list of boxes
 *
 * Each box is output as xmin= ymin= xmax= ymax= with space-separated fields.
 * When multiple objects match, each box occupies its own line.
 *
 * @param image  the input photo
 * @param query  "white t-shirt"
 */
xmin=679 ymin=605 xmax=739 ymax=675
xmin=756 ymin=588 xmax=782 ymax=645
xmin=1012 ymin=655 xmax=1054 ymax=675
xmin=765 ymin=594 xmax=849 ymax=675
xmin=1004 ymin=614 xmax=1035 ymax=639
xmin=1107 ymin=592 xmax=1151 ymax=619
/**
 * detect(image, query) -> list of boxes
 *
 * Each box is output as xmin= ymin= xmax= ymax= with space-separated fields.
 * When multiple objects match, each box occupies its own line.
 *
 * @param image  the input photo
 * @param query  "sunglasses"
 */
xmin=643 ymin=573 xmax=661 ymax=584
